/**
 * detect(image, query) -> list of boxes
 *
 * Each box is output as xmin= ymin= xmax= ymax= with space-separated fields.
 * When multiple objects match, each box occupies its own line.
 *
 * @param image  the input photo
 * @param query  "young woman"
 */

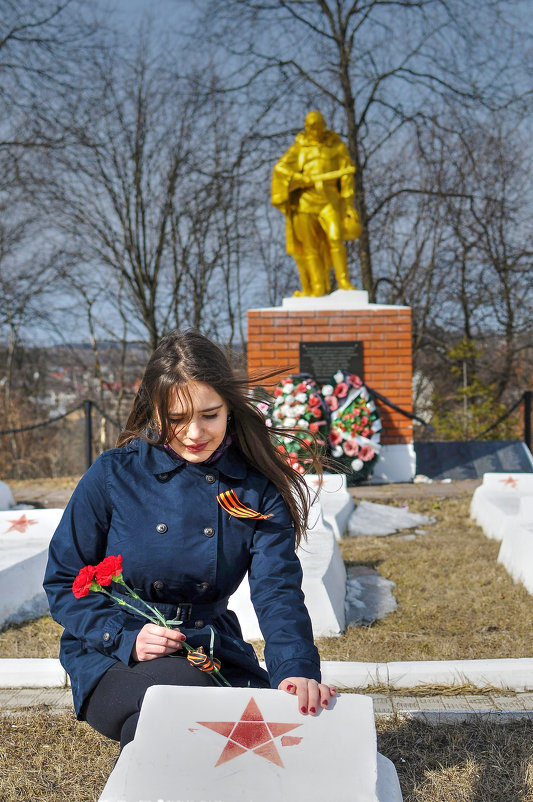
xmin=44 ymin=329 xmax=335 ymax=749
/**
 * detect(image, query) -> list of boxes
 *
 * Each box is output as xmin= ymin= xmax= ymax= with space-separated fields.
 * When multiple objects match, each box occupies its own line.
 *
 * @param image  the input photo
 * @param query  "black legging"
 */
xmin=84 ymin=655 xmax=215 ymax=750
xmin=84 ymin=654 xmax=269 ymax=750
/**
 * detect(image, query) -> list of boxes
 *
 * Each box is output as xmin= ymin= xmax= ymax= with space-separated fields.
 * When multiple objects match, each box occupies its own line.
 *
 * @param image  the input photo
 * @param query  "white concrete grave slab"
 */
xmin=98 ymin=686 xmax=402 ymax=802
xmin=370 ymin=443 xmax=417 ymax=484
xmin=0 ymin=508 xmax=64 ymax=626
xmin=229 ymin=492 xmax=346 ymax=638
xmin=0 ymin=480 xmax=15 ymax=510
xmin=497 ymin=495 xmax=533 ymax=595
xmin=470 ymin=472 xmax=533 ymax=541
xmin=305 ymin=472 xmax=354 ymax=540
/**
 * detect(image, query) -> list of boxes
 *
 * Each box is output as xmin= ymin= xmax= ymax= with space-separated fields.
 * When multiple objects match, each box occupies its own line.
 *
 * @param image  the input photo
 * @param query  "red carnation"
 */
xmin=274 ymin=387 xmax=283 ymax=397
xmin=334 ymin=382 xmax=349 ymax=398
xmin=277 ymin=444 xmax=286 ymax=453
xmin=360 ymin=415 xmax=369 ymax=425
xmin=72 ymin=565 xmax=97 ymax=598
xmin=309 ymin=421 xmax=319 ymax=433
xmin=349 ymin=374 xmax=363 ymax=388
xmin=311 ymin=406 xmax=323 ymax=417
xmin=296 ymin=382 xmax=307 ymax=393
xmin=325 ymin=396 xmax=338 ymax=412
xmin=308 ymin=394 xmax=320 ymax=407
xmin=95 ymin=554 xmax=123 ymax=587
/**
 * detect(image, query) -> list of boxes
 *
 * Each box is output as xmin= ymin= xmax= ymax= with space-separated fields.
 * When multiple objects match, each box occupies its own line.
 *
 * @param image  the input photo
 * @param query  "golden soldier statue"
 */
xmin=272 ymin=110 xmax=362 ymax=297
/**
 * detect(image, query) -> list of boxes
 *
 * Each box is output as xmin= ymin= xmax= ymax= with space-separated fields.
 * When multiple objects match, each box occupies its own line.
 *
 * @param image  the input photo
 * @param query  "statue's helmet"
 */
xmin=305 ymin=110 xmax=326 ymax=129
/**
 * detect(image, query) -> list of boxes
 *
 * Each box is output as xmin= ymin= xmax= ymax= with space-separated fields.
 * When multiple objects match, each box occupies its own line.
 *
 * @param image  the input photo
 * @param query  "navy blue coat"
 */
xmin=43 ymin=439 xmax=321 ymax=716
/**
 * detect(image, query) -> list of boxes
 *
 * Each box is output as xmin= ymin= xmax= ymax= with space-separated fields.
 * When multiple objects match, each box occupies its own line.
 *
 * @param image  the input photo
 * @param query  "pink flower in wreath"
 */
xmin=329 ymin=428 xmax=343 ymax=446
xmin=274 ymin=387 xmax=283 ymax=397
xmin=311 ymin=406 xmax=323 ymax=418
xmin=349 ymin=374 xmax=363 ymax=388
xmin=309 ymin=421 xmax=320 ymax=433
xmin=353 ymin=408 xmax=361 ymax=417
xmin=296 ymin=382 xmax=307 ymax=393
xmin=360 ymin=415 xmax=369 ymax=425
xmin=334 ymin=382 xmax=349 ymax=398
xmin=325 ymin=395 xmax=338 ymax=411
xmin=343 ymin=438 xmax=359 ymax=457
xmin=359 ymin=444 xmax=375 ymax=462
xmin=308 ymin=394 xmax=320 ymax=407
xmin=362 ymin=428 xmax=371 ymax=437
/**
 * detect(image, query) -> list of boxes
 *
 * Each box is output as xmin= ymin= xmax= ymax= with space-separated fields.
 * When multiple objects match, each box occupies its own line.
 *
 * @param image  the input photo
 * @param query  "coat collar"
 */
xmin=133 ymin=438 xmax=247 ymax=480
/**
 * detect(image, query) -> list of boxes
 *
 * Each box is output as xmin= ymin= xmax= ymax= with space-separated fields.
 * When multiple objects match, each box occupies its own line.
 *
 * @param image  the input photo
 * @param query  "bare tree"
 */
xmin=198 ymin=0 xmax=533 ymax=300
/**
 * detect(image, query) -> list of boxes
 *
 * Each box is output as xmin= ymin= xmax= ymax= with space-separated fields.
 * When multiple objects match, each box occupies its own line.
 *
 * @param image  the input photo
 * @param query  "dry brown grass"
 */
xmin=0 ymin=709 xmax=531 ymax=802
xmin=3 ymin=495 xmax=533 ymax=665
xmin=315 ymin=495 xmax=533 ymax=663
xmin=0 ymin=616 xmax=64 ymax=659
xmin=378 ymin=716 xmax=533 ymax=802
xmin=0 ymin=709 xmax=118 ymax=802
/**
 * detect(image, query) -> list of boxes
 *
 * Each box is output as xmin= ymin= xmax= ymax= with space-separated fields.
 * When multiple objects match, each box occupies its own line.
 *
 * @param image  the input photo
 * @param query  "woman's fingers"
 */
xmin=278 ymin=677 xmax=337 ymax=715
xmin=132 ymin=624 xmax=186 ymax=661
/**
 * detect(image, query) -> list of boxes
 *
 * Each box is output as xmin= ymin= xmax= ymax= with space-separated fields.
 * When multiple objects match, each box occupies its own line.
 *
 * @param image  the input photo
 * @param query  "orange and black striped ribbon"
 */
xmin=216 ymin=489 xmax=273 ymax=520
xmin=187 ymin=646 xmax=221 ymax=674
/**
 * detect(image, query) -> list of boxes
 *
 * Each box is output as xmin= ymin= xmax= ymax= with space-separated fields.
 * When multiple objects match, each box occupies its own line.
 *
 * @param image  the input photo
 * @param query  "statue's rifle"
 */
xmin=299 ymin=165 xmax=355 ymax=187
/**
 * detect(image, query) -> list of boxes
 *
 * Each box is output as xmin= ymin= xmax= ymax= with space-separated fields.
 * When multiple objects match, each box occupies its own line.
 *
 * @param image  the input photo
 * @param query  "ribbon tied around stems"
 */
xmin=216 ymin=489 xmax=273 ymax=520
xmin=187 ymin=646 xmax=222 ymax=673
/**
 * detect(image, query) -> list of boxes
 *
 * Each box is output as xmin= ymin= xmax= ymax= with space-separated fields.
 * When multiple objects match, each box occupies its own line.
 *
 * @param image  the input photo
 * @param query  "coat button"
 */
xmin=156 ymin=523 xmax=168 ymax=534
xmin=157 ymin=472 xmax=169 ymax=481
xmin=153 ymin=580 xmax=164 ymax=591
xmin=194 ymin=619 xmax=204 ymax=629
xmin=203 ymin=527 xmax=215 ymax=537
xmin=199 ymin=582 xmax=210 ymax=591
xmin=204 ymin=474 xmax=216 ymax=483
xmin=102 ymin=632 xmax=111 ymax=642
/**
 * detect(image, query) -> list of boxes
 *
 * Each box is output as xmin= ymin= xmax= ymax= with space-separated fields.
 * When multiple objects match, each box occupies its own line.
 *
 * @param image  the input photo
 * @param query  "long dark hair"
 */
xmin=117 ymin=329 xmax=322 ymax=545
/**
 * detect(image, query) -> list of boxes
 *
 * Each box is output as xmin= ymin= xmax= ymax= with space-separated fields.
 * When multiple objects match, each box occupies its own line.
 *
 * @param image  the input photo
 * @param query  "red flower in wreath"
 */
xmin=72 ymin=565 xmax=97 ymax=598
xmin=95 ymin=554 xmax=123 ymax=586
xmin=329 ymin=427 xmax=343 ymax=446
xmin=334 ymin=382 xmax=349 ymax=398
xmin=349 ymin=374 xmax=363 ymax=389
xmin=359 ymin=444 xmax=375 ymax=462
xmin=343 ymin=438 xmax=359 ymax=457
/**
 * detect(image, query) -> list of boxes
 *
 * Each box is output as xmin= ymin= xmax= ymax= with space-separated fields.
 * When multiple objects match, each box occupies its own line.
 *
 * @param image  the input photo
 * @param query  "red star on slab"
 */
xmin=4 ymin=514 xmax=39 ymax=534
xmin=499 ymin=476 xmax=518 ymax=488
xmin=198 ymin=697 xmax=302 ymax=768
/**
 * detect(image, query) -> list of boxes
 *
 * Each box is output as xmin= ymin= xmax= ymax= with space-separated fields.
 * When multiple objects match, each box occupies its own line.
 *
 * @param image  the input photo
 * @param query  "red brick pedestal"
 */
xmin=247 ymin=295 xmax=412 ymax=445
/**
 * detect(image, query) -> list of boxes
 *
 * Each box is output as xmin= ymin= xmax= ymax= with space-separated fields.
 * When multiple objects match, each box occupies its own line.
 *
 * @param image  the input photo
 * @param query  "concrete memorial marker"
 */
xmin=497 ymin=495 xmax=533 ymax=595
xmin=305 ymin=473 xmax=354 ymax=540
xmin=99 ymin=687 xmax=402 ymax=802
xmin=470 ymin=472 xmax=533 ymax=541
xmin=0 ymin=480 xmax=15 ymax=510
xmin=229 ymin=490 xmax=346 ymax=638
xmin=0 ymin=508 xmax=64 ymax=625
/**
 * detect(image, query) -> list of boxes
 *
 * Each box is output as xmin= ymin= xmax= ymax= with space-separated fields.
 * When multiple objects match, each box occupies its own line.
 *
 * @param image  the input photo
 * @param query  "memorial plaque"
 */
xmin=299 ymin=341 xmax=363 ymax=384
xmin=414 ymin=440 xmax=533 ymax=480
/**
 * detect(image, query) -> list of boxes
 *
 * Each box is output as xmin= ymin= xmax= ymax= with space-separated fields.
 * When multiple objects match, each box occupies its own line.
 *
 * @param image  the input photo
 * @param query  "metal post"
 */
xmin=84 ymin=400 xmax=93 ymax=470
xmin=524 ymin=391 xmax=532 ymax=452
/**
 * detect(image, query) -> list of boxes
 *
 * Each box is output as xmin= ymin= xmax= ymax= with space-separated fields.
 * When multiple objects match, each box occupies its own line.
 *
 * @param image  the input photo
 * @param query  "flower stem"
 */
xmin=96 ymin=587 xmax=161 ymax=625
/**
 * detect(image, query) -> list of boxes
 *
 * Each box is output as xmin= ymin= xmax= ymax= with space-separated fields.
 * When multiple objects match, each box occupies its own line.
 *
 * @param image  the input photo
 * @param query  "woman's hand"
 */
xmin=132 ymin=624 xmax=186 ymax=662
xmin=278 ymin=677 xmax=336 ymax=715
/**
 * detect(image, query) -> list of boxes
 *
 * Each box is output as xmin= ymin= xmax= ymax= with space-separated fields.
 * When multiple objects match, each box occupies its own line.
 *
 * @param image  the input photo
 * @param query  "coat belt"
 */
xmin=112 ymin=590 xmax=229 ymax=624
